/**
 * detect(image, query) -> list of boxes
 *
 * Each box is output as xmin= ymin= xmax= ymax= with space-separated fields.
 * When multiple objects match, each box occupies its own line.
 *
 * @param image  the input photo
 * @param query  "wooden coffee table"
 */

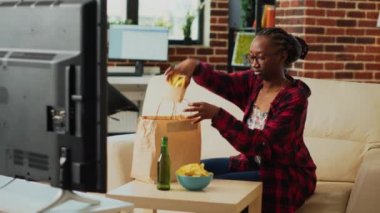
xmin=106 ymin=179 xmax=262 ymax=213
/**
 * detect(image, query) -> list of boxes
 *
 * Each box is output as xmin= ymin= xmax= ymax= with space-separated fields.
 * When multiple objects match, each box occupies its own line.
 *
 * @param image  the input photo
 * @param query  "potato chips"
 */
xmin=176 ymin=163 xmax=210 ymax=177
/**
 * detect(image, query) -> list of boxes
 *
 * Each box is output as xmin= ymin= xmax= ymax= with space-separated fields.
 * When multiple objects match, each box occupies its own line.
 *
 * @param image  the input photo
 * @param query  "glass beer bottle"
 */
xmin=157 ymin=136 xmax=170 ymax=190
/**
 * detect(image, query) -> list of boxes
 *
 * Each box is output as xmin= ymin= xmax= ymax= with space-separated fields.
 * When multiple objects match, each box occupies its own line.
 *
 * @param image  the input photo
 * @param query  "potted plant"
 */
xmin=182 ymin=11 xmax=196 ymax=44
xmin=241 ymin=0 xmax=254 ymax=28
xmin=182 ymin=1 xmax=205 ymax=44
xmin=108 ymin=18 xmax=133 ymax=26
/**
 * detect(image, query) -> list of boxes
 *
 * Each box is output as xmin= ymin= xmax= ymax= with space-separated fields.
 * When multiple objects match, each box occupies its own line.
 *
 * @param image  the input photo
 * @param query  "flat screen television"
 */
xmin=0 ymin=0 xmax=107 ymax=198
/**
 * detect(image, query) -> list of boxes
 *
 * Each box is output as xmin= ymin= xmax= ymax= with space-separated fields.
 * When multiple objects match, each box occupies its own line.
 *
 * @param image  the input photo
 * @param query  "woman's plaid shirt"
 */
xmin=193 ymin=62 xmax=317 ymax=213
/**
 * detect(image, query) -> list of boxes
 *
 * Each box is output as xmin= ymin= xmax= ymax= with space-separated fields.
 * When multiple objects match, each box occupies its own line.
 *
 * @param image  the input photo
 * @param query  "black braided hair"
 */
xmin=256 ymin=28 xmax=308 ymax=66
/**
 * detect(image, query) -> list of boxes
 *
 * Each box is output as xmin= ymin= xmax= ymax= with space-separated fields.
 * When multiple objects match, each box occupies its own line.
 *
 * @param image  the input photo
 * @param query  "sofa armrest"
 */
xmin=107 ymin=134 xmax=136 ymax=191
xmin=346 ymin=145 xmax=380 ymax=213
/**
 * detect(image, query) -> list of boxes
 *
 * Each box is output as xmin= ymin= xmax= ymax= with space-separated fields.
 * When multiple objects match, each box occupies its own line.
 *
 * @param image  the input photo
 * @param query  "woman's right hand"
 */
xmin=164 ymin=58 xmax=199 ymax=86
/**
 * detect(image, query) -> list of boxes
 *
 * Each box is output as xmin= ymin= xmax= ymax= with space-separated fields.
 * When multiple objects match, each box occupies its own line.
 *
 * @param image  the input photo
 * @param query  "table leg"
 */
xmin=248 ymin=195 xmax=262 ymax=213
xmin=152 ymin=209 xmax=157 ymax=213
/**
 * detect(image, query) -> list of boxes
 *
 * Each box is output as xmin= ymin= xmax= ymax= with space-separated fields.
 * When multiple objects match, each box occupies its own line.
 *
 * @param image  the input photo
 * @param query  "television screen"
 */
xmin=0 ymin=0 xmax=107 ymax=193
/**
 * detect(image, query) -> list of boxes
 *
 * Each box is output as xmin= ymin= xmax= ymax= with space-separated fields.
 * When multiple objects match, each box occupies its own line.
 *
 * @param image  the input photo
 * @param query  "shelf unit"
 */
xmin=227 ymin=0 xmax=276 ymax=73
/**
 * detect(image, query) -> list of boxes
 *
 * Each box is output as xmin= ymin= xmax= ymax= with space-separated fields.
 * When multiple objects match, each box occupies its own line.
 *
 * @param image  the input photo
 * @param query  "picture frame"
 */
xmin=231 ymin=32 xmax=255 ymax=67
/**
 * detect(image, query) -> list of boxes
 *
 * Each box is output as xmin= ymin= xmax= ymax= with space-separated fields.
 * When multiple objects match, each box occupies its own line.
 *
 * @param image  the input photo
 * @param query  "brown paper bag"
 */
xmin=130 ymin=116 xmax=201 ymax=183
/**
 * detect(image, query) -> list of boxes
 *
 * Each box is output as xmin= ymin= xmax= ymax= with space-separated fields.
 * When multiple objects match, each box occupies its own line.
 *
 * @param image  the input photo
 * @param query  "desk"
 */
xmin=107 ymin=75 xmax=155 ymax=133
xmin=0 ymin=176 xmax=134 ymax=213
xmin=107 ymin=180 xmax=262 ymax=213
xmin=108 ymin=75 xmax=154 ymax=85
xmin=108 ymin=75 xmax=154 ymax=107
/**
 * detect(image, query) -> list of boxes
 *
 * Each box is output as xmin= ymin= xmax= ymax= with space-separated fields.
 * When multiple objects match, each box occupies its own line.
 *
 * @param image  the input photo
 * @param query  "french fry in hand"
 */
xmin=168 ymin=74 xmax=187 ymax=88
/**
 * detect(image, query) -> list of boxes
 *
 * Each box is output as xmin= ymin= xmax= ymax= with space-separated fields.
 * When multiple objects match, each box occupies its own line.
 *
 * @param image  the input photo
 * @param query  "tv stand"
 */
xmin=0 ymin=175 xmax=133 ymax=212
xmin=38 ymin=189 xmax=100 ymax=212
xmin=33 ymin=147 xmax=99 ymax=212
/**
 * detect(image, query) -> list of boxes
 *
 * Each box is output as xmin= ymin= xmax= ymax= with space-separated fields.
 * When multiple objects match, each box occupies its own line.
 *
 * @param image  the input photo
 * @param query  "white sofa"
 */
xmin=107 ymin=75 xmax=380 ymax=213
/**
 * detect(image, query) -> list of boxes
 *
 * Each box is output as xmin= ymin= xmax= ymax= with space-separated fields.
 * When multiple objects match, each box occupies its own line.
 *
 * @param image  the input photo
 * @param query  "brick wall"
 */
xmin=276 ymin=0 xmax=380 ymax=82
xmin=108 ymin=0 xmax=230 ymax=72
xmin=109 ymin=0 xmax=380 ymax=82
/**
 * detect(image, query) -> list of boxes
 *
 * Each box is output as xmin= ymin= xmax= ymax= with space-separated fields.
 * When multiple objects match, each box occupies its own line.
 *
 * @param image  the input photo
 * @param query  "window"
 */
xmin=107 ymin=0 xmax=127 ymax=23
xmin=107 ymin=0 xmax=205 ymax=45
xmin=139 ymin=0 xmax=204 ymax=44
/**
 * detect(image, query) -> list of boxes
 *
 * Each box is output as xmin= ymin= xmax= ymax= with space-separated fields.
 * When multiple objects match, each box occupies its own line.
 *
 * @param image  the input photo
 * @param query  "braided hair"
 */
xmin=256 ymin=28 xmax=308 ymax=66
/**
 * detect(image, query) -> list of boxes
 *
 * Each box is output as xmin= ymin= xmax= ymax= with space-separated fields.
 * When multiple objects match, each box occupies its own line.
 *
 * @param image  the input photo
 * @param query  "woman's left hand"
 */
xmin=184 ymin=102 xmax=220 ymax=124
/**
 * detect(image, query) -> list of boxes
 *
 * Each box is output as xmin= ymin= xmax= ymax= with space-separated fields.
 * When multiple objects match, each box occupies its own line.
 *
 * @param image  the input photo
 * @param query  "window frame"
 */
xmin=127 ymin=0 xmax=204 ymax=45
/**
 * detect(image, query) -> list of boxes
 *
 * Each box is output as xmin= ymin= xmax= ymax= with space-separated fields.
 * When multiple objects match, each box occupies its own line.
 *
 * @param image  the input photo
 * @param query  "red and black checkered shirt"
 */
xmin=193 ymin=62 xmax=317 ymax=213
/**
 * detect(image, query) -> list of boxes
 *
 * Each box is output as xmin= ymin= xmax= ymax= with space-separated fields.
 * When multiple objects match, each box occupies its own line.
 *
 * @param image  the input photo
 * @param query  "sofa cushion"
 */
xmin=200 ymin=120 xmax=239 ymax=159
xmin=107 ymin=134 xmax=135 ymax=191
xmin=346 ymin=147 xmax=380 ymax=213
xmin=296 ymin=181 xmax=352 ymax=213
xmin=300 ymin=77 xmax=380 ymax=182
xmin=305 ymin=137 xmax=366 ymax=182
xmin=301 ymin=77 xmax=380 ymax=145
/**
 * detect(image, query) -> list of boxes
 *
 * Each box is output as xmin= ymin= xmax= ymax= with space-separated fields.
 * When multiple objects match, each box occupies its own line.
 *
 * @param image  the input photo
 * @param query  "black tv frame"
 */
xmin=0 ymin=0 xmax=108 ymax=193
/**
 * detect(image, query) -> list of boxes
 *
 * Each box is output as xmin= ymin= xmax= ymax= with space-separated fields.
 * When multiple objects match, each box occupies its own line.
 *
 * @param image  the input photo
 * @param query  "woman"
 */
xmin=165 ymin=28 xmax=316 ymax=213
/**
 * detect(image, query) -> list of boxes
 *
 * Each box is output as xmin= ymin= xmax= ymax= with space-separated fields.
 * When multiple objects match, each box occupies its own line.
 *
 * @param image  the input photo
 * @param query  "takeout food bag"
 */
xmin=130 ymin=115 xmax=201 ymax=183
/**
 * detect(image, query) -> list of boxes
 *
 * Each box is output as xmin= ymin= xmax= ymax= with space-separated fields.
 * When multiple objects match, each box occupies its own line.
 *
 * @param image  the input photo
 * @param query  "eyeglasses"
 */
xmin=244 ymin=51 xmax=282 ymax=65
xmin=244 ymin=54 xmax=267 ymax=65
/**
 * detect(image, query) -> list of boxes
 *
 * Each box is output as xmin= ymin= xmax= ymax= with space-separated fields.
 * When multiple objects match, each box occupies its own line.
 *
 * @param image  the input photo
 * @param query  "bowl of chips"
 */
xmin=176 ymin=163 xmax=213 ymax=191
